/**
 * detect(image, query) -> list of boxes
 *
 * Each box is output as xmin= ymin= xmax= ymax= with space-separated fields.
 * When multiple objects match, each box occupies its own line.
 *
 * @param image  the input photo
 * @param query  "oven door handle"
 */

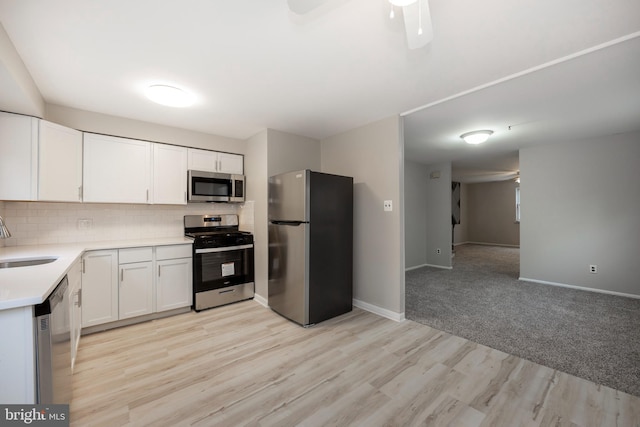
xmin=195 ymin=244 xmax=254 ymax=254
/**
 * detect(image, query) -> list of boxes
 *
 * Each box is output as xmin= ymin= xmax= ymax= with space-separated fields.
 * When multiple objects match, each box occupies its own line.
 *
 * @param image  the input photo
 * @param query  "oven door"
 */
xmin=193 ymin=244 xmax=254 ymax=293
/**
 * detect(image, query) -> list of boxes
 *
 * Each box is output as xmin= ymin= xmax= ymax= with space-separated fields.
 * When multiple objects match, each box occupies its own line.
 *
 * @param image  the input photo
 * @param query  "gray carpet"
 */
xmin=405 ymin=244 xmax=640 ymax=397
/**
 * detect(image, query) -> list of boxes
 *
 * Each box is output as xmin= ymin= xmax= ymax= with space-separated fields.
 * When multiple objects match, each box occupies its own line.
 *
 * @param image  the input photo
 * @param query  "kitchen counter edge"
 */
xmin=0 ymin=237 xmax=194 ymax=311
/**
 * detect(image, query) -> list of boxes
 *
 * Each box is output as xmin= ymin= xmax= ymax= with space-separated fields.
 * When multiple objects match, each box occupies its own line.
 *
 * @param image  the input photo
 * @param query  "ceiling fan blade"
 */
xmin=287 ymin=0 xmax=328 ymax=14
xmin=402 ymin=0 xmax=433 ymax=49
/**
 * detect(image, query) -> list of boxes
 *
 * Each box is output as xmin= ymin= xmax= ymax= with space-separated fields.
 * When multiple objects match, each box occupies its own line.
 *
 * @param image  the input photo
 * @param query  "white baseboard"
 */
xmin=466 ymin=241 xmax=520 ymax=248
xmin=353 ymin=299 xmax=405 ymax=322
xmin=405 ymin=263 xmax=429 ymax=271
xmin=405 ymin=263 xmax=452 ymax=271
xmin=254 ymin=294 xmax=407 ymax=322
xmin=519 ymin=277 xmax=640 ymax=300
xmin=253 ymin=293 xmax=268 ymax=307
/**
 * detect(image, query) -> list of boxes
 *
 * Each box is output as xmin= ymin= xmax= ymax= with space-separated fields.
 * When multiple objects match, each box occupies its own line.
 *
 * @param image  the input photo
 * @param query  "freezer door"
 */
xmin=268 ymin=170 xmax=309 ymax=222
xmin=268 ymin=221 xmax=309 ymax=325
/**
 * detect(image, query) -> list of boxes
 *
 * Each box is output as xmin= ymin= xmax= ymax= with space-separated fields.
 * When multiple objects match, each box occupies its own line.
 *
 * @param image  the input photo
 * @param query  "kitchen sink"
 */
xmin=0 ymin=256 xmax=58 ymax=269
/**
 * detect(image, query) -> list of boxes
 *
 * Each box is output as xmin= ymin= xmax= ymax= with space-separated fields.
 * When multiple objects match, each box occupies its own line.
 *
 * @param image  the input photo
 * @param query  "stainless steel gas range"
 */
xmin=184 ymin=214 xmax=254 ymax=311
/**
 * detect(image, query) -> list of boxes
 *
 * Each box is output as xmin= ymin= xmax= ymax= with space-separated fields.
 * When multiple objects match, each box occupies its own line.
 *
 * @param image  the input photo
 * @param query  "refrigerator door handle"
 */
xmin=270 ymin=220 xmax=308 ymax=226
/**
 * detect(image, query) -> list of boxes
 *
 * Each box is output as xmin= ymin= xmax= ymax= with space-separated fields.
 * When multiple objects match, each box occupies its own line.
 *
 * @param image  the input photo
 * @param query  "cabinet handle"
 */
xmin=121 ymin=268 xmax=124 ymax=282
xmin=158 ymin=265 xmax=161 ymax=277
xmin=82 ymin=259 xmax=85 ymax=274
xmin=78 ymin=185 xmax=83 ymax=200
xmin=75 ymin=289 xmax=82 ymax=307
xmin=146 ymin=189 xmax=149 ymax=202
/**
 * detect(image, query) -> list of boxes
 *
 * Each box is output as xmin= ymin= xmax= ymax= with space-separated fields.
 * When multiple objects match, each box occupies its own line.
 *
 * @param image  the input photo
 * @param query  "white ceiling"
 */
xmin=405 ymin=34 xmax=640 ymax=181
xmin=1 ymin=0 xmax=639 ymax=177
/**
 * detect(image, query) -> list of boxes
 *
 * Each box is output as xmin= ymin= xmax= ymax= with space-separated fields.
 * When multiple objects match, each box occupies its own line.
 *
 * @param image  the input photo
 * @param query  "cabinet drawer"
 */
xmin=119 ymin=247 xmax=153 ymax=264
xmin=156 ymin=244 xmax=192 ymax=260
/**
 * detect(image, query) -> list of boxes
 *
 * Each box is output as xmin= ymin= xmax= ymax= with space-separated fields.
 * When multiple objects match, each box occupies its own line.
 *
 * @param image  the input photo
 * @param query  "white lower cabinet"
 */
xmin=119 ymin=247 xmax=154 ymax=319
xmin=156 ymin=245 xmax=193 ymax=312
xmin=81 ymin=250 xmax=118 ymax=328
xmin=67 ymin=258 xmax=82 ymax=372
xmin=81 ymin=244 xmax=192 ymax=330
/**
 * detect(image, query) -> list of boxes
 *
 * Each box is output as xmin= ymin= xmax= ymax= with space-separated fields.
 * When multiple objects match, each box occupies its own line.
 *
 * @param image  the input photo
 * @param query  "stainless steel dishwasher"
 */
xmin=34 ymin=275 xmax=72 ymax=404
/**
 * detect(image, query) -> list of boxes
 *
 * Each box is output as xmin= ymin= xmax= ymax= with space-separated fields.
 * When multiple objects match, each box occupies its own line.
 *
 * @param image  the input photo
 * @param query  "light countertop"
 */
xmin=0 ymin=237 xmax=193 ymax=311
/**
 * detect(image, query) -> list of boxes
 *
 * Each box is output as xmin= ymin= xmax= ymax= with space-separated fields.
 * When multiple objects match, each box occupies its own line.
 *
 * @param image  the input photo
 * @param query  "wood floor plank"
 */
xmin=70 ymin=300 xmax=640 ymax=426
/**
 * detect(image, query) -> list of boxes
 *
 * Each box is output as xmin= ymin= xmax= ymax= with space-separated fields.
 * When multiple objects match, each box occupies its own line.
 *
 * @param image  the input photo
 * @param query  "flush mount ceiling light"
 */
xmin=460 ymin=130 xmax=494 ymax=145
xmin=145 ymin=84 xmax=194 ymax=108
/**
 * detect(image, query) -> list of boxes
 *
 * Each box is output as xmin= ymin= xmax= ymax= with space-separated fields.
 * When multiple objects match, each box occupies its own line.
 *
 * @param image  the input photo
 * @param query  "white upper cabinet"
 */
xmin=217 ymin=151 xmax=244 ymax=174
xmin=83 ymin=133 xmax=151 ymax=204
xmin=0 ymin=112 xmax=38 ymax=201
xmin=153 ymin=144 xmax=187 ymax=205
xmin=187 ymin=148 xmax=243 ymax=175
xmin=38 ymin=120 xmax=83 ymax=202
xmin=187 ymin=148 xmax=216 ymax=172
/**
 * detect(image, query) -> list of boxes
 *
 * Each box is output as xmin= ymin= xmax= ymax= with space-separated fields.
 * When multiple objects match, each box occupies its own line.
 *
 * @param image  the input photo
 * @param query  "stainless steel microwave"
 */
xmin=188 ymin=170 xmax=245 ymax=203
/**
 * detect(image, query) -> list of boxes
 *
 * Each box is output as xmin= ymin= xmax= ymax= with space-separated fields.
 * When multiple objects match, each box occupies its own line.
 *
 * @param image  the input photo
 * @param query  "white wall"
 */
xmin=45 ymin=104 xmax=246 ymax=154
xmin=321 ymin=116 xmax=405 ymax=317
xmin=520 ymin=131 xmax=640 ymax=297
xmin=267 ymin=129 xmax=320 ymax=176
xmin=0 ymin=23 xmax=44 ymax=118
xmin=404 ymin=160 xmax=429 ymax=268
xmin=245 ymin=130 xmax=269 ymax=301
xmin=245 ymin=128 xmax=321 ymax=302
xmin=453 ymin=183 xmax=469 ymax=245
xmin=405 ymin=161 xmax=453 ymax=269
xmin=466 ymin=180 xmax=520 ymax=246
xmin=423 ymin=162 xmax=452 ymax=268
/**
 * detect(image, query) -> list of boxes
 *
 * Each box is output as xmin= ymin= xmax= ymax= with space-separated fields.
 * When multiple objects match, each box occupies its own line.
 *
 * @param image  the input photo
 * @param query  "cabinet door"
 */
xmin=156 ymin=258 xmax=192 ymax=312
xmin=0 ymin=112 xmax=38 ymax=201
xmin=38 ymin=120 xmax=83 ymax=202
xmin=119 ymin=261 xmax=154 ymax=319
xmin=81 ymin=250 xmax=118 ymax=328
xmin=83 ymin=133 xmax=151 ymax=203
xmin=67 ymin=258 xmax=82 ymax=371
xmin=217 ymin=152 xmax=244 ymax=174
xmin=187 ymin=148 xmax=243 ymax=174
xmin=187 ymin=148 xmax=216 ymax=172
xmin=153 ymin=143 xmax=187 ymax=205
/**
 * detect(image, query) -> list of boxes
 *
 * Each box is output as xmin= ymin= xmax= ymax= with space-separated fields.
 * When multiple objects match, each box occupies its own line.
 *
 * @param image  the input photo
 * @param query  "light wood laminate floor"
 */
xmin=71 ymin=300 xmax=640 ymax=426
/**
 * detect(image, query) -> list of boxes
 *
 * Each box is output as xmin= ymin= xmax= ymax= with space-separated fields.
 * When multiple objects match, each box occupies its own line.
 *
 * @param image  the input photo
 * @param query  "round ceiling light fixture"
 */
xmin=460 ymin=130 xmax=494 ymax=145
xmin=145 ymin=84 xmax=194 ymax=108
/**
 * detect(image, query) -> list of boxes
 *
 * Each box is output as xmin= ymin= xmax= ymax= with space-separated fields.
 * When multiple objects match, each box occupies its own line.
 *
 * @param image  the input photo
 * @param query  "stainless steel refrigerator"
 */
xmin=268 ymin=169 xmax=353 ymax=326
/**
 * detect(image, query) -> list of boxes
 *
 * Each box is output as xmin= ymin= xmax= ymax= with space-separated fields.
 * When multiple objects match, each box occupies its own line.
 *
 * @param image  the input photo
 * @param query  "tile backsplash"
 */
xmin=1 ymin=201 xmax=254 ymax=247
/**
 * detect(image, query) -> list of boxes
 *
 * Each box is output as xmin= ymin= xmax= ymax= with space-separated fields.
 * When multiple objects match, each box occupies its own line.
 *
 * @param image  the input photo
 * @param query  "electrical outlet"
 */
xmin=589 ymin=265 xmax=597 ymax=274
xmin=384 ymin=200 xmax=392 ymax=212
xmin=77 ymin=218 xmax=93 ymax=230
xmin=436 ymin=248 xmax=442 ymax=255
